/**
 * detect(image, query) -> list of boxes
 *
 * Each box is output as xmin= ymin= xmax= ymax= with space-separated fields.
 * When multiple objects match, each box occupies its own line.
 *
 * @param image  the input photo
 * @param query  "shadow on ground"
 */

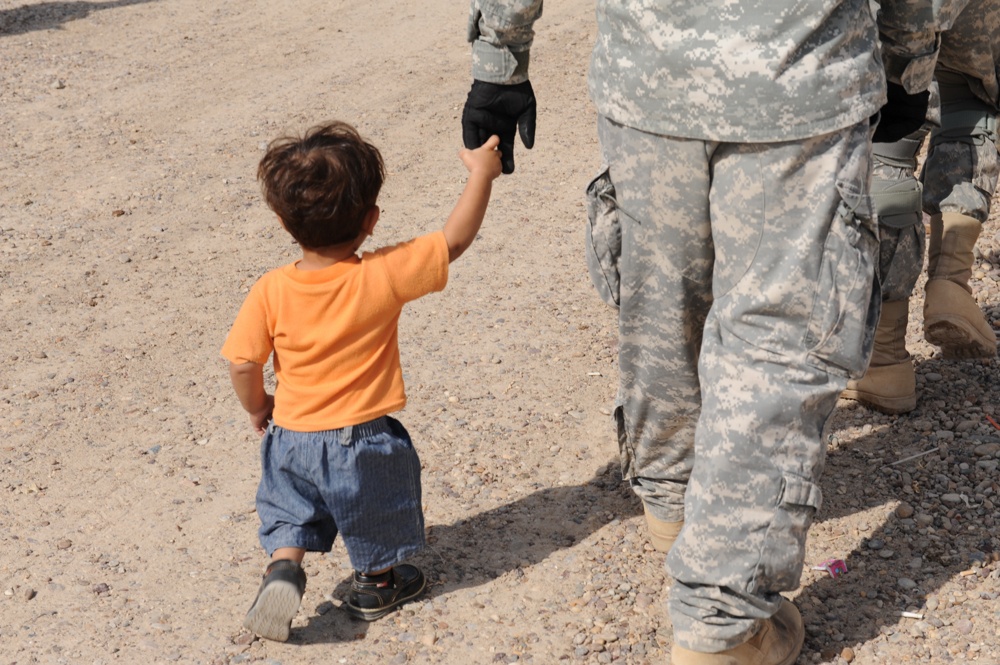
xmin=294 ymin=461 xmax=642 ymax=644
xmin=0 ymin=0 xmax=157 ymax=37
xmin=800 ymin=353 xmax=999 ymax=661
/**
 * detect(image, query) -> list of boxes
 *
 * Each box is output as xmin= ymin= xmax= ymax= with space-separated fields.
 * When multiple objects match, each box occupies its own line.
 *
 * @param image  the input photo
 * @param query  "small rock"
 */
xmin=52 ymin=79 xmax=65 ymax=89
xmin=23 ymin=588 xmax=36 ymax=601
xmin=898 ymin=578 xmax=917 ymax=590
xmin=56 ymin=539 xmax=72 ymax=550
xmin=974 ymin=442 xmax=1000 ymax=457
xmin=954 ymin=619 xmax=974 ymax=635
xmin=941 ymin=493 xmax=963 ymax=506
xmin=895 ymin=502 xmax=915 ymax=519
xmin=915 ymin=513 xmax=934 ymax=527
xmin=841 ymin=646 xmax=855 ymax=662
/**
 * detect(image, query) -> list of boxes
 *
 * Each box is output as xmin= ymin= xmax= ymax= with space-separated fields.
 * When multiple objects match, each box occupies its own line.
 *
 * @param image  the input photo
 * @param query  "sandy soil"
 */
xmin=2 ymin=2 xmax=1000 ymax=664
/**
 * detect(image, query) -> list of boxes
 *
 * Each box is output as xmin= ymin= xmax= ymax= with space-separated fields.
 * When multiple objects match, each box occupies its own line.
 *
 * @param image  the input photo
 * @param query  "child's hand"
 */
xmin=249 ymin=394 xmax=274 ymax=435
xmin=459 ymin=135 xmax=502 ymax=181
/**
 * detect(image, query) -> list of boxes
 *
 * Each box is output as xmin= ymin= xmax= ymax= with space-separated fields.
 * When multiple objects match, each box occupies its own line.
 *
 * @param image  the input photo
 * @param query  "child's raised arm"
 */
xmin=443 ymin=135 xmax=503 ymax=263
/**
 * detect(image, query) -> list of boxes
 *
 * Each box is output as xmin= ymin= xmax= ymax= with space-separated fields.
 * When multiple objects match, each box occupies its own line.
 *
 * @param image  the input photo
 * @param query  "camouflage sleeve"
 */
xmin=877 ymin=0 xmax=971 ymax=93
xmin=467 ymin=0 xmax=543 ymax=84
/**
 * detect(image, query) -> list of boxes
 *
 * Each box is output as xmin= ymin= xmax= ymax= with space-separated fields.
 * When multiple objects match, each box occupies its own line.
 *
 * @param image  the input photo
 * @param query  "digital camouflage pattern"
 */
xmin=588 ymin=116 xmax=877 ymax=651
xmin=469 ymin=0 xmax=945 ymax=141
xmin=469 ymin=0 xmax=940 ymax=653
xmin=467 ymin=0 xmax=542 ymax=84
xmin=876 ymin=0 xmax=999 ymax=303
xmin=588 ymin=0 xmax=890 ymax=142
xmin=935 ymin=0 xmax=1000 ymax=109
xmin=870 ymin=136 xmax=929 ymax=299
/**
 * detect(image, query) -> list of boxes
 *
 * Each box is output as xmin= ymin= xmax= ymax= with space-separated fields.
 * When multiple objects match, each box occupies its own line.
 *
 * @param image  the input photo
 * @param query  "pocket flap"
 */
xmin=779 ymin=475 xmax=823 ymax=511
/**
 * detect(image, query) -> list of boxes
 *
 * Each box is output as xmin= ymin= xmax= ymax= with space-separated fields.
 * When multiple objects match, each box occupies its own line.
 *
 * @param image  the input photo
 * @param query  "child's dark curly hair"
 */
xmin=257 ymin=121 xmax=385 ymax=249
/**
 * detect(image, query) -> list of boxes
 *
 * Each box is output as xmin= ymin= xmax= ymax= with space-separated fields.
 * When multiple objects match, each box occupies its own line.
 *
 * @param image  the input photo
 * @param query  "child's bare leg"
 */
xmin=271 ymin=547 xmax=305 ymax=564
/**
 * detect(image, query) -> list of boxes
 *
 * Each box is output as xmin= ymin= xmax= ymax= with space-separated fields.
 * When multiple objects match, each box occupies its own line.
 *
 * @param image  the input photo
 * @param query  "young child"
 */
xmin=222 ymin=121 xmax=501 ymax=641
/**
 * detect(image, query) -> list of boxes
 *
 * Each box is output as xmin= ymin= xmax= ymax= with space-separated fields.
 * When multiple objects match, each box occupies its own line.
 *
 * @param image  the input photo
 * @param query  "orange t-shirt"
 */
xmin=221 ymin=232 xmax=449 ymax=431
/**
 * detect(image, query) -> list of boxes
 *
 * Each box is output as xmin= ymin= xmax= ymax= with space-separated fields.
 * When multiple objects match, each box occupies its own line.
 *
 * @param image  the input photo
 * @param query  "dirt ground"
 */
xmin=3 ymin=2 xmax=1000 ymax=665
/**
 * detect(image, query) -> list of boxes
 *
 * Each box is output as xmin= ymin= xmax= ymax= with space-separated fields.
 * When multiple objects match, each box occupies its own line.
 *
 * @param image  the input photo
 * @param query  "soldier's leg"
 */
xmin=592 ymin=116 xmax=714 ymax=551
xmin=922 ymin=69 xmax=999 ymax=357
xmin=842 ymin=129 xmax=928 ymax=413
xmin=667 ymin=121 xmax=878 ymax=655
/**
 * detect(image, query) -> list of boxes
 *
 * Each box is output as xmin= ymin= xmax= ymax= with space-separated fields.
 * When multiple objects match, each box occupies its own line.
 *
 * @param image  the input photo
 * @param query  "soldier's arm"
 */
xmin=468 ymin=0 xmax=543 ymax=84
xmin=461 ymin=0 xmax=544 ymax=174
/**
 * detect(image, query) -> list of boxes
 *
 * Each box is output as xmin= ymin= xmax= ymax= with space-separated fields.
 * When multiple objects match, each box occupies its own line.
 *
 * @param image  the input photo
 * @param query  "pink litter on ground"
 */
xmin=812 ymin=558 xmax=848 ymax=578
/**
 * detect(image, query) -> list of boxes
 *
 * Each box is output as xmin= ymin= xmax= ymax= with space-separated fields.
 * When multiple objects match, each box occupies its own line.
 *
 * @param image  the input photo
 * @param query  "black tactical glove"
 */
xmin=462 ymin=80 xmax=536 ymax=174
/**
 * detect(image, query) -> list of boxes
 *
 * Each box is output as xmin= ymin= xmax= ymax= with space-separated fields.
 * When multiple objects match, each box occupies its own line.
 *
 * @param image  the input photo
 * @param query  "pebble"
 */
xmin=974 ymin=442 xmax=1000 ymax=456
xmin=954 ymin=619 xmax=974 ymax=635
xmin=895 ymin=502 xmax=915 ymax=519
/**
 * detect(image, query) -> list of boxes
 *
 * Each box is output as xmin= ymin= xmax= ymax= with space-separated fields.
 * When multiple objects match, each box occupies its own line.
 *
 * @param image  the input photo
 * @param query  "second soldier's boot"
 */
xmin=923 ymin=212 xmax=997 ymax=358
xmin=643 ymin=504 xmax=683 ymax=553
xmin=671 ymin=599 xmax=804 ymax=665
xmin=841 ymin=299 xmax=916 ymax=414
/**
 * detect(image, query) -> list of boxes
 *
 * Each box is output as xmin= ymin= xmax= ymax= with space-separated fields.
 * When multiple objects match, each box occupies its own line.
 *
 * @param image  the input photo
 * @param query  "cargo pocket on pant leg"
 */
xmin=748 ymin=475 xmax=823 ymax=594
xmin=585 ymin=166 xmax=622 ymax=309
xmin=805 ymin=184 xmax=880 ymax=378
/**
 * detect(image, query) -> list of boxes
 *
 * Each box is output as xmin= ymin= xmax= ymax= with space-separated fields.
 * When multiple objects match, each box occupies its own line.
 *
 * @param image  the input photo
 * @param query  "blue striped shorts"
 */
xmin=255 ymin=416 xmax=425 ymax=572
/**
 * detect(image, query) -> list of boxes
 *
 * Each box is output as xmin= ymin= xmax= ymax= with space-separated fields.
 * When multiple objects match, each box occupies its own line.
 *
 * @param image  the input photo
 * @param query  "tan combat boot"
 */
xmin=923 ymin=212 xmax=998 ymax=358
xmin=643 ymin=504 xmax=684 ymax=553
xmin=841 ymin=299 xmax=916 ymax=414
xmin=671 ymin=599 xmax=804 ymax=665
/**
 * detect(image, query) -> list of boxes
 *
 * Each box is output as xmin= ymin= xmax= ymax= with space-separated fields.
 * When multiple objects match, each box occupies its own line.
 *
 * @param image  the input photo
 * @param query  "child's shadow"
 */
xmin=800 ymin=355 xmax=999 ymax=661
xmin=294 ymin=461 xmax=643 ymax=644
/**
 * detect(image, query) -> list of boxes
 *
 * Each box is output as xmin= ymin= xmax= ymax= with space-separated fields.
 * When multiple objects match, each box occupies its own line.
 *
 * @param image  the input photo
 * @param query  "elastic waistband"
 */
xmin=269 ymin=416 xmax=394 ymax=444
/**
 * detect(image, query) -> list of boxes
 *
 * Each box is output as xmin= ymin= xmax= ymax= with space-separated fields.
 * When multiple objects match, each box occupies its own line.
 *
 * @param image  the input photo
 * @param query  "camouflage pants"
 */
xmin=877 ymin=1 xmax=1000 ymax=301
xmin=586 ymin=116 xmax=878 ymax=651
xmin=922 ymin=69 xmax=1000 ymax=221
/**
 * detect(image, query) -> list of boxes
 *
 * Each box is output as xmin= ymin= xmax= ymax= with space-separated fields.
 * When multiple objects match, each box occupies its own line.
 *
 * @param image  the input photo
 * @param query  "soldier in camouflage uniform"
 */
xmin=844 ymin=0 xmax=1000 ymax=414
xmin=461 ymin=1 xmax=937 ymax=663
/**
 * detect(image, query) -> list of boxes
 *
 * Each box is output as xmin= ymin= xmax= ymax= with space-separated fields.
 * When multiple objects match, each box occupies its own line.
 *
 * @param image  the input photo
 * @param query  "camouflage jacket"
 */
xmin=468 ymin=0 xmax=957 ymax=142
xmin=936 ymin=0 xmax=1000 ymax=108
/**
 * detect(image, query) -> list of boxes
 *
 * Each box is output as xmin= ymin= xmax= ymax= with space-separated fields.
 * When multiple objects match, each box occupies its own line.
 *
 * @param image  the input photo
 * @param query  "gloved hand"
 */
xmin=462 ymin=80 xmax=536 ymax=174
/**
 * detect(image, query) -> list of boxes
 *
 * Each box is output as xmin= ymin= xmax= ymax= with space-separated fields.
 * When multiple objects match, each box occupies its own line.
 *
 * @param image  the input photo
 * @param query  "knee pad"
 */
xmin=871 ymin=129 xmax=928 ymax=230
xmin=931 ymin=76 xmax=998 ymax=148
